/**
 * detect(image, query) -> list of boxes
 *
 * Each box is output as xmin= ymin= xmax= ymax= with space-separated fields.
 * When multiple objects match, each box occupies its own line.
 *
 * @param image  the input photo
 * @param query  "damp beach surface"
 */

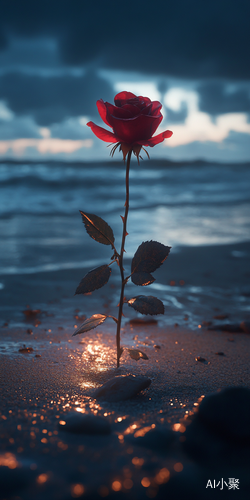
xmin=1 ymin=160 xmax=250 ymax=498
xmin=1 ymin=240 xmax=250 ymax=499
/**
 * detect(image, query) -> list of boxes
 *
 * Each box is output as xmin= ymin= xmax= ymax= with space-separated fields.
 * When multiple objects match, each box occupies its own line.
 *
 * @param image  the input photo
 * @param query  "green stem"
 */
xmin=116 ymin=150 xmax=132 ymax=368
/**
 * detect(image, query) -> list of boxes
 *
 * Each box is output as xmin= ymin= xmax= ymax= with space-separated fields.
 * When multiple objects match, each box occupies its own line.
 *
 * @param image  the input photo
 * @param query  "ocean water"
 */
xmin=0 ymin=159 xmax=250 ymax=275
xmin=1 ymin=159 xmax=250 ymax=334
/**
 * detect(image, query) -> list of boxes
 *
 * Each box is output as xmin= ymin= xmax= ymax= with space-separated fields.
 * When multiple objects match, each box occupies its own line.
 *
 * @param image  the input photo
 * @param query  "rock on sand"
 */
xmin=93 ymin=374 xmax=151 ymax=402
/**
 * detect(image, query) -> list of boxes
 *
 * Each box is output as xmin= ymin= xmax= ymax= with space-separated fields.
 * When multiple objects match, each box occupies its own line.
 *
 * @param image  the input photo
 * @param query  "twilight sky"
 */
xmin=0 ymin=0 xmax=250 ymax=162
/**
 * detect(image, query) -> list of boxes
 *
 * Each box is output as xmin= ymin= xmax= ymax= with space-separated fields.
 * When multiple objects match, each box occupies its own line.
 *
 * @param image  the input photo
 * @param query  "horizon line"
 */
xmin=0 ymin=157 xmax=249 ymax=167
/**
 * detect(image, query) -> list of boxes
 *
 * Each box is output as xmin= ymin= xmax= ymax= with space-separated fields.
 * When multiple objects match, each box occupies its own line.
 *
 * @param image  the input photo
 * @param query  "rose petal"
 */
xmin=121 ymin=104 xmax=141 ymax=117
xmin=108 ymin=114 xmax=163 ymax=144
xmin=96 ymin=100 xmax=110 ymax=127
xmin=106 ymin=102 xmax=139 ymax=120
xmin=87 ymin=122 xmax=118 ymax=143
xmin=114 ymin=91 xmax=137 ymax=106
xmin=140 ymin=103 xmax=152 ymax=115
xmin=137 ymin=130 xmax=173 ymax=147
xmin=136 ymin=96 xmax=151 ymax=109
xmin=150 ymin=101 xmax=163 ymax=116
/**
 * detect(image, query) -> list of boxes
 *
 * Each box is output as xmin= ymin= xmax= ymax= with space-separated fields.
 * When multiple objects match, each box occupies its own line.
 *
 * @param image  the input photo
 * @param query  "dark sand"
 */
xmin=0 ymin=242 xmax=250 ymax=499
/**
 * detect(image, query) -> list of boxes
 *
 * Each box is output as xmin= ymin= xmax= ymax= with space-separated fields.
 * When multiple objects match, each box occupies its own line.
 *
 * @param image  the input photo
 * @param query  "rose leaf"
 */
xmin=80 ymin=211 xmax=115 ymax=246
xmin=131 ymin=241 xmax=171 ymax=274
xmin=75 ymin=265 xmax=111 ymax=295
xmin=127 ymin=348 xmax=149 ymax=361
xmin=119 ymin=347 xmax=124 ymax=360
xmin=72 ymin=314 xmax=107 ymax=336
xmin=131 ymin=272 xmax=155 ymax=286
xmin=127 ymin=295 xmax=165 ymax=315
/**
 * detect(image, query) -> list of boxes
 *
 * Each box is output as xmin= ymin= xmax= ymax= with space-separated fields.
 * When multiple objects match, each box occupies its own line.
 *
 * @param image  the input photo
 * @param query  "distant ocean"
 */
xmin=1 ymin=159 xmax=250 ymax=275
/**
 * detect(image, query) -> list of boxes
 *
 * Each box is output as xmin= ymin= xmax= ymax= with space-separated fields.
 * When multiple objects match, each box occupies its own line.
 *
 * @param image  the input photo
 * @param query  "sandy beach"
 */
xmin=1 ymin=241 xmax=250 ymax=499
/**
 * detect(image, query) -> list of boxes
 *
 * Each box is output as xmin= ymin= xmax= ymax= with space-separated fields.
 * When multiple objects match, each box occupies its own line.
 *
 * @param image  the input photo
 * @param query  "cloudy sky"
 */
xmin=0 ymin=0 xmax=250 ymax=162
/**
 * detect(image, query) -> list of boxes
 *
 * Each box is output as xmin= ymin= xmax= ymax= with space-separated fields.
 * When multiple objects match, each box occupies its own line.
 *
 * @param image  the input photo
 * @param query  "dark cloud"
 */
xmin=0 ymin=0 xmax=250 ymax=79
xmin=0 ymin=31 xmax=7 ymax=51
xmin=0 ymin=37 xmax=60 ymax=71
xmin=198 ymin=82 xmax=250 ymax=115
xmin=50 ymin=119 xmax=88 ymax=140
xmin=0 ymin=117 xmax=40 ymax=139
xmin=0 ymin=71 xmax=114 ymax=125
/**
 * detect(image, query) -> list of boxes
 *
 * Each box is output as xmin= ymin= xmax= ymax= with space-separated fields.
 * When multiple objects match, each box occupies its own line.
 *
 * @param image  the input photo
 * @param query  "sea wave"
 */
xmin=1 ymin=160 xmax=250 ymax=274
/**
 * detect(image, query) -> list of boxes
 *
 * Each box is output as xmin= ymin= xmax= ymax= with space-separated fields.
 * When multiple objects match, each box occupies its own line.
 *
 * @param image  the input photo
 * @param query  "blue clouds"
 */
xmin=1 ymin=0 xmax=250 ymax=78
xmin=0 ymin=0 xmax=250 ymax=160
xmin=198 ymin=82 xmax=250 ymax=116
xmin=0 ymin=70 xmax=114 ymax=125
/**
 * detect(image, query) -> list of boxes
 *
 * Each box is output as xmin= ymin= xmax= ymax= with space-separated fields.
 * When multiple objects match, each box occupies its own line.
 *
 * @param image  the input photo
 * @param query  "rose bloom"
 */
xmin=87 ymin=91 xmax=173 ymax=161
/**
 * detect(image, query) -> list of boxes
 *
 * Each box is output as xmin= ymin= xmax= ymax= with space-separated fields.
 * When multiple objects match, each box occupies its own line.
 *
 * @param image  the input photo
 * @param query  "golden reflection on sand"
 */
xmin=0 ymin=452 xmax=19 ymax=469
xmin=79 ymin=338 xmax=117 ymax=373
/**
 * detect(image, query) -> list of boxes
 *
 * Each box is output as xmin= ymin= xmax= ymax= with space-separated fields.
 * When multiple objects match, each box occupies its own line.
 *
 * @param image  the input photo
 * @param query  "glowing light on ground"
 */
xmin=79 ymin=339 xmax=117 ymax=372
xmin=0 ymin=452 xmax=19 ymax=469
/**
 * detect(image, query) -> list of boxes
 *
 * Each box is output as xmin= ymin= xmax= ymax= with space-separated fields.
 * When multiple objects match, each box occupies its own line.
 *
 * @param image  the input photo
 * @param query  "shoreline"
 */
xmin=1 ymin=240 xmax=250 ymax=308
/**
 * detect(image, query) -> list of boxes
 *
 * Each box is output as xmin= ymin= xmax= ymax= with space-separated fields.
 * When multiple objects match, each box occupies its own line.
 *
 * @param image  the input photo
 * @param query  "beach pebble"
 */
xmin=198 ymin=387 xmax=250 ymax=443
xmin=0 ymin=462 xmax=36 ymax=497
xmin=93 ymin=375 xmax=151 ymax=402
xmin=18 ymin=346 xmax=34 ymax=353
xmin=213 ymin=314 xmax=228 ymax=320
xmin=201 ymin=321 xmax=212 ymax=327
xmin=240 ymin=321 xmax=250 ymax=334
xmin=128 ymin=318 xmax=158 ymax=326
xmin=124 ymin=425 xmax=175 ymax=452
xmin=58 ymin=412 xmax=111 ymax=435
xmin=183 ymin=387 xmax=250 ymax=465
xmin=208 ymin=323 xmax=242 ymax=333
xmin=195 ymin=356 xmax=207 ymax=363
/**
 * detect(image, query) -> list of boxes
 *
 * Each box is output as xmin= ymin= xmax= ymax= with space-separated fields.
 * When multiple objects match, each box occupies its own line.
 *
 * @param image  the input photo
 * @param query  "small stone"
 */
xmin=183 ymin=387 xmax=250 ymax=465
xmin=201 ymin=321 xmax=212 ymax=327
xmin=124 ymin=426 xmax=175 ymax=452
xmin=208 ymin=323 xmax=242 ymax=333
xmin=59 ymin=412 xmax=111 ymax=435
xmin=240 ymin=321 xmax=250 ymax=334
xmin=127 ymin=348 xmax=148 ymax=361
xmin=215 ymin=352 xmax=225 ymax=356
xmin=93 ymin=375 xmax=151 ymax=402
xmin=213 ymin=314 xmax=228 ymax=320
xmin=18 ymin=346 xmax=34 ymax=353
xmin=195 ymin=356 xmax=207 ymax=363
xmin=129 ymin=318 xmax=158 ymax=326
xmin=35 ymin=354 xmax=41 ymax=358
xmin=198 ymin=387 xmax=250 ymax=443
xmin=26 ymin=328 xmax=33 ymax=334
xmin=0 ymin=462 xmax=36 ymax=497
xmin=23 ymin=308 xmax=41 ymax=318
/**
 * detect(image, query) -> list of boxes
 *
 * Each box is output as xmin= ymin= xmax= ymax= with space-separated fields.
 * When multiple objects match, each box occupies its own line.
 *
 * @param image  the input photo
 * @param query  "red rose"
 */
xmin=87 ymin=91 xmax=173 ymax=160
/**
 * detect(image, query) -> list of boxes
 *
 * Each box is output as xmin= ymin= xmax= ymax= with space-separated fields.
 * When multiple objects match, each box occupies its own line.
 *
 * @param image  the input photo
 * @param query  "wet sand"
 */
xmin=0 ymin=241 xmax=250 ymax=499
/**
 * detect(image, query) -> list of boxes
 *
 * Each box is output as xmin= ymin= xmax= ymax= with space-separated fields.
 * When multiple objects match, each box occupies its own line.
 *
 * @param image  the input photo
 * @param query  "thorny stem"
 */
xmin=116 ymin=150 xmax=132 ymax=367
